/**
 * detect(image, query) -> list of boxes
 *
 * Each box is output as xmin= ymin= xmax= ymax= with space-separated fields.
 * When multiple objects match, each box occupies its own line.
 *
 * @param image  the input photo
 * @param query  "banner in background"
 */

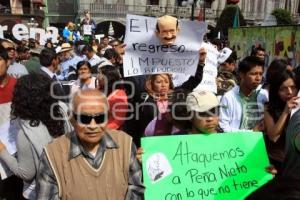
xmin=228 ymin=26 xmax=299 ymax=66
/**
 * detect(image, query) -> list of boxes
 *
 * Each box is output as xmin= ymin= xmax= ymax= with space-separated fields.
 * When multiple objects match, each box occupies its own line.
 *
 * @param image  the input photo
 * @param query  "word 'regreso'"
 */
xmin=132 ymin=43 xmax=186 ymax=53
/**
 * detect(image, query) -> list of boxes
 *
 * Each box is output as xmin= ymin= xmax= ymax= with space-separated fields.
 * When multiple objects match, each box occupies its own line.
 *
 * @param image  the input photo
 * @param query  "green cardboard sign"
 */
xmin=141 ymin=132 xmax=272 ymax=200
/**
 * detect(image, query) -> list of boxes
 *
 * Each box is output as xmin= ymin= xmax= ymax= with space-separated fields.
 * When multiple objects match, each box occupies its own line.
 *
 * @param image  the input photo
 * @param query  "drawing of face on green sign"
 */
xmin=141 ymin=133 xmax=272 ymax=200
xmin=146 ymin=153 xmax=173 ymax=183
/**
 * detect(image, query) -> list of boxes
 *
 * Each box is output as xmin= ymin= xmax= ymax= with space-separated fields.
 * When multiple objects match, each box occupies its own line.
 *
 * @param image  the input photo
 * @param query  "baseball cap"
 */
xmin=186 ymin=91 xmax=219 ymax=112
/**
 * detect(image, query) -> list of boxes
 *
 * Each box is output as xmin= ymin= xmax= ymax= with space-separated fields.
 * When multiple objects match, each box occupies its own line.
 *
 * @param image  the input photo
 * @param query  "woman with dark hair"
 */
xmin=137 ymin=74 xmax=174 ymax=143
xmin=70 ymin=60 xmax=96 ymax=96
xmin=96 ymin=65 xmax=128 ymax=130
xmin=0 ymin=73 xmax=72 ymax=199
xmin=265 ymin=59 xmax=293 ymax=89
xmin=144 ymin=88 xmax=191 ymax=136
xmin=44 ymin=40 xmax=54 ymax=49
xmin=264 ymin=69 xmax=299 ymax=174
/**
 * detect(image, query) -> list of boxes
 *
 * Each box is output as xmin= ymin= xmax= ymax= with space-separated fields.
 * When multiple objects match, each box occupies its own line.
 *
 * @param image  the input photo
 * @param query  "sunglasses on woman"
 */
xmin=73 ymin=113 xmax=106 ymax=125
xmin=5 ymin=47 xmax=15 ymax=51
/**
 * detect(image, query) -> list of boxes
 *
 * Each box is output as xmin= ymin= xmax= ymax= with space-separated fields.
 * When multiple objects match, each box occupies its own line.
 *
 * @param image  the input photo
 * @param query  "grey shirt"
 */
xmin=0 ymin=119 xmax=53 ymax=199
xmin=283 ymin=109 xmax=300 ymax=179
xmin=7 ymin=61 xmax=28 ymax=78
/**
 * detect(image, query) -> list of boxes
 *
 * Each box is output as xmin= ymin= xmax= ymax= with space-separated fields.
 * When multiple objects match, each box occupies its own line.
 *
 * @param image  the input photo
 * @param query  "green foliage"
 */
xmin=272 ymin=8 xmax=293 ymax=25
xmin=214 ymin=5 xmax=246 ymax=37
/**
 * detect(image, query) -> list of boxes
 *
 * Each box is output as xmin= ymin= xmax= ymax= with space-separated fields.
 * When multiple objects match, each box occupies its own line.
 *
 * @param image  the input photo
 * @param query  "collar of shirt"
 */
xmin=41 ymin=66 xmax=56 ymax=79
xmin=88 ymin=54 xmax=101 ymax=64
xmin=68 ymin=130 xmax=119 ymax=160
xmin=239 ymin=89 xmax=258 ymax=102
xmin=61 ymin=55 xmax=74 ymax=63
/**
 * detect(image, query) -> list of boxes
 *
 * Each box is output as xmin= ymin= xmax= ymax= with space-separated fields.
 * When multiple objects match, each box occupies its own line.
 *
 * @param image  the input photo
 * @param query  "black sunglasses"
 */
xmin=6 ymin=47 xmax=15 ymax=51
xmin=73 ymin=113 xmax=106 ymax=125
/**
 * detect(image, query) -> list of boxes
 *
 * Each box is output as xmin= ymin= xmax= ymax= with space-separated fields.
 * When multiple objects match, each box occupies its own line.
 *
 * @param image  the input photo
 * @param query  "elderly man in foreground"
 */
xmin=36 ymin=89 xmax=144 ymax=200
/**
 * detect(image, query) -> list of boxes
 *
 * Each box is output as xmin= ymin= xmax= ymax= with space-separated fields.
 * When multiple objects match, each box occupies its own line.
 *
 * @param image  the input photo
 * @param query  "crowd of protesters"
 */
xmin=1 ymin=12 xmax=300 ymax=200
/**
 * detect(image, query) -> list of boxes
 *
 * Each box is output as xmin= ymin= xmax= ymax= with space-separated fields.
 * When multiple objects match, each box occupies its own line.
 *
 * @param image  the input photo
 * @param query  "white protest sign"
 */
xmin=124 ymin=14 xmax=206 ymax=77
xmin=291 ymin=90 xmax=300 ymax=117
xmin=0 ymin=102 xmax=18 ymax=179
xmin=172 ymin=73 xmax=190 ymax=87
xmin=194 ymin=42 xmax=219 ymax=93
xmin=83 ymin=25 xmax=92 ymax=35
xmin=0 ymin=24 xmax=59 ymax=45
xmin=0 ymin=121 xmax=18 ymax=155
xmin=0 ymin=120 xmax=18 ymax=179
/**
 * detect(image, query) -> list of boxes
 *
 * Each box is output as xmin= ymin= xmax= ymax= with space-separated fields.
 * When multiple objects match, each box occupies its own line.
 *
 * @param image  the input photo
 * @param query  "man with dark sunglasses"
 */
xmin=36 ymin=89 xmax=144 ymax=200
xmin=0 ymin=39 xmax=28 ymax=78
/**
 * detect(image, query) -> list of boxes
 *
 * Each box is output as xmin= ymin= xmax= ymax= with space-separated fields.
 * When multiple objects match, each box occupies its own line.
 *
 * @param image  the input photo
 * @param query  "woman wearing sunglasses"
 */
xmin=0 ymin=73 xmax=72 ymax=200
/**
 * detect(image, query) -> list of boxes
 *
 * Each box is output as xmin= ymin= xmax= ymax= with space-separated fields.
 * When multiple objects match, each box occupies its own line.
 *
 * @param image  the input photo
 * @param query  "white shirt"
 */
xmin=87 ymin=54 xmax=101 ymax=67
xmin=40 ymin=66 xmax=56 ymax=79
xmin=70 ymin=76 xmax=96 ymax=96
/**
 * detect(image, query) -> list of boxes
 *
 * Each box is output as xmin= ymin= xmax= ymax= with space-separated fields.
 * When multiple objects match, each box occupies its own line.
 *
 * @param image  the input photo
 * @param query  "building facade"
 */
xmin=76 ymin=0 xmax=300 ymax=25
xmin=0 ymin=0 xmax=45 ymax=32
xmin=211 ymin=0 xmax=300 ymax=25
xmin=43 ymin=0 xmax=78 ymax=28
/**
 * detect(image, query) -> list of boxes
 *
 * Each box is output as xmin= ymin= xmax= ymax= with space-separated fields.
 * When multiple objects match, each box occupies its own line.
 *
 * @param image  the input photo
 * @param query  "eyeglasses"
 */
xmin=6 ymin=47 xmax=15 ymax=51
xmin=73 ymin=113 xmax=106 ymax=125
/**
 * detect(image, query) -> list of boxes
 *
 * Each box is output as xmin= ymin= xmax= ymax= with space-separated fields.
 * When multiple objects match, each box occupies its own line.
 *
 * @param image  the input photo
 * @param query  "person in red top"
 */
xmin=96 ymin=64 xmax=128 ymax=130
xmin=0 ymin=44 xmax=17 ymax=104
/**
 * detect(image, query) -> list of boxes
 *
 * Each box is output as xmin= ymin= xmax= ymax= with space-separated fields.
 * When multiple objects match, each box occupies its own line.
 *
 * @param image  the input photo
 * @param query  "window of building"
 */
xmin=148 ymin=0 xmax=159 ymax=5
xmin=250 ymin=0 xmax=255 ymax=13
xmin=0 ymin=0 xmax=10 ymax=13
xmin=22 ymin=0 xmax=31 ymax=14
xmin=285 ymin=0 xmax=291 ymax=11
xmin=177 ymin=0 xmax=184 ymax=6
xmin=257 ymin=0 xmax=263 ymax=13
xmin=274 ymin=0 xmax=280 ymax=8
xmin=0 ymin=0 xmax=10 ymax=7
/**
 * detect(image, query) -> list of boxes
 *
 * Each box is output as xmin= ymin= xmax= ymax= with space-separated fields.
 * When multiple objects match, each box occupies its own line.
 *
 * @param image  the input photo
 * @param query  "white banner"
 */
xmin=83 ymin=25 xmax=92 ymax=35
xmin=194 ymin=42 xmax=219 ymax=93
xmin=124 ymin=14 xmax=207 ymax=77
xmin=0 ymin=103 xmax=18 ymax=179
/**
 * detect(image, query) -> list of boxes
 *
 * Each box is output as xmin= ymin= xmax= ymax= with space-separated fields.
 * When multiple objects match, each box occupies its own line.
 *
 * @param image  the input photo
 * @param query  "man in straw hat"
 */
xmin=56 ymin=43 xmax=78 ymax=81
